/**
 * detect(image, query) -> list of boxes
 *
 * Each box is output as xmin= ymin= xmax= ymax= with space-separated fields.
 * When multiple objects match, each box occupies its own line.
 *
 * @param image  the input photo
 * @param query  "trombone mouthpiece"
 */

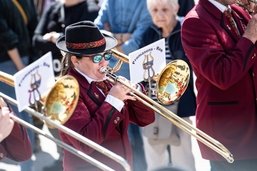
xmin=99 ymin=67 xmax=107 ymax=74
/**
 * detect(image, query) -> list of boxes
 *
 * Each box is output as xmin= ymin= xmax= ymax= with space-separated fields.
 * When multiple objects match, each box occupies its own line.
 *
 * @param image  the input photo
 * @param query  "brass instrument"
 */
xmin=109 ymin=49 xmax=234 ymax=163
xmin=0 ymin=71 xmax=131 ymax=171
xmin=236 ymin=0 xmax=257 ymax=14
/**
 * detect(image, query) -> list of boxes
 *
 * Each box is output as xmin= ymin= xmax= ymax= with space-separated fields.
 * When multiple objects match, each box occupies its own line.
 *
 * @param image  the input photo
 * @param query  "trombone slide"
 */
xmin=9 ymin=109 xmax=114 ymax=171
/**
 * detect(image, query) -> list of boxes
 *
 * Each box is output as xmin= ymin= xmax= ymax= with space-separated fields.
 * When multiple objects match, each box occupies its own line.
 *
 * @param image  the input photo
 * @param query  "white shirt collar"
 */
xmin=208 ymin=0 xmax=230 ymax=13
xmin=75 ymin=68 xmax=94 ymax=83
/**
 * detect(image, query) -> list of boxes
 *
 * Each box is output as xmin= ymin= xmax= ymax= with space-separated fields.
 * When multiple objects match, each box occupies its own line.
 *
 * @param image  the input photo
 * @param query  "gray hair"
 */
xmin=147 ymin=0 xmax=179 ymax=11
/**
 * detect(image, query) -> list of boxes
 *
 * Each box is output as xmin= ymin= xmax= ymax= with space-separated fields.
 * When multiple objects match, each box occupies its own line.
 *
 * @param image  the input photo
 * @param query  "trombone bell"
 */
xmin=43 ymin=75 xmax=79 ymax=125
xmin=156 ymin=60 xmax=190 ymax=105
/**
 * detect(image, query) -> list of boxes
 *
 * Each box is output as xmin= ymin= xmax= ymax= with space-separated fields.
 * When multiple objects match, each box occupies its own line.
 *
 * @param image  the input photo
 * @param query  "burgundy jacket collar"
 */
xmin=199 ymin=0 xmax=224 ymax=20
xmin=67 ymin=68 xmax=108 ymax=103
xmin=68 ymin=68 xmax=89 ymax=89
xmin=198 ymin=0 xmax=250 ymax=41
xmin=199 ymin=0 xmax=250 ymax=21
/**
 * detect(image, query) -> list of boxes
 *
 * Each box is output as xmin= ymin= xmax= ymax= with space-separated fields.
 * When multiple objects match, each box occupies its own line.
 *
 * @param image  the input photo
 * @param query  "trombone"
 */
xmin=0 ymin=71 xmax=131 ymax=171
xmin=106 ymin=49 xmax=234 ymax=163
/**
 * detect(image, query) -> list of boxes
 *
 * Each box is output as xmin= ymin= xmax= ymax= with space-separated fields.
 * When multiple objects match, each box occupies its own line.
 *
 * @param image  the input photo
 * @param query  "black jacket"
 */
xmin=178 ymin=0 xmax=195 ymax=17
xmin=139 ymin=22 xmax=196 ymax=117
xmin=0 ymin=0 xmax=38 ymax=62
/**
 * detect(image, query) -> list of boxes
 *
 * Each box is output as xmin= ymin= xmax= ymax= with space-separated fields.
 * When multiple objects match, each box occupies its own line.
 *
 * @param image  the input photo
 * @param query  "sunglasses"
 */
xmin=85 ymin=51 xmax=113 ymax=63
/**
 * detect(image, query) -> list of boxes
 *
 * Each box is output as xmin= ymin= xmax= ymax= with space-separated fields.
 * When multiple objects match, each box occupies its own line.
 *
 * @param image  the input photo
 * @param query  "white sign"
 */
xmin=129 ymin=39 xmax=166 ymax=84
xmin=14 ymin=52 xmax=55 ymax=112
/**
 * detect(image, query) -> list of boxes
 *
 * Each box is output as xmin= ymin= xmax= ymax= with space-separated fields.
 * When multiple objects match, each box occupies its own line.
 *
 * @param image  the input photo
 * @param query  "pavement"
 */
xmin=0 ymin=116 xmax=211 ymax=171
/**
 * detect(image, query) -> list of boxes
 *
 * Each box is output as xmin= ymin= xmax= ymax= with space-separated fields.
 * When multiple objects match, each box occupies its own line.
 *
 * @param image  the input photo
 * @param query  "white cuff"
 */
xmin=105 ymin=95 xmax=124 ymax=112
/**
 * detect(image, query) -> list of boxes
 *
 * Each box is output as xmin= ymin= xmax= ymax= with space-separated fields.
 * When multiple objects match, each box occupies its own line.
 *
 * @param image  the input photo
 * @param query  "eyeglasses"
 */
xmin=85 ymin=51 xmax=113 ymax=63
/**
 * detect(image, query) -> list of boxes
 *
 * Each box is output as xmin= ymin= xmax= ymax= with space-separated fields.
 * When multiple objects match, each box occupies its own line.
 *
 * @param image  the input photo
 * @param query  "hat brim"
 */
xmin=56 ymin=32 xmax=118 ymax=56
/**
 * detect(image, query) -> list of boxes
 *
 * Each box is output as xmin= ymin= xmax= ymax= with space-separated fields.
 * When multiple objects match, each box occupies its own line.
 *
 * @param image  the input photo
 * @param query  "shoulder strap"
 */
xmin=12 ymin=0 xmax=28 ymax=25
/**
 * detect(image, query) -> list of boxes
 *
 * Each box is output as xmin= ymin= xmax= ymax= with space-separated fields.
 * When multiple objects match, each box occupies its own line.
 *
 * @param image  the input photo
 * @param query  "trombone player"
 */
xmin=56 ymin=21 xmax=155 ymax=171
xmin=181 ymin=0 xmax=257 ymax=171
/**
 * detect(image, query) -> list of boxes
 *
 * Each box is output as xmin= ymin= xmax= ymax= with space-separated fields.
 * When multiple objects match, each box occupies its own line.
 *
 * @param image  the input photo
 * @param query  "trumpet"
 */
xmin=0 ymin=71 xmax=131 ymax=171
xmin=109 ymin=49 xmax=234 ymax=163
xmin=236 ymin=0 xmax=257 ymax=14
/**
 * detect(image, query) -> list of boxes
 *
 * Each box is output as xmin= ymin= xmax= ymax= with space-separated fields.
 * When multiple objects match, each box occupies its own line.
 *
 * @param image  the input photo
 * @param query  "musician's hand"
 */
xmin=243 ymin=14 xmax=257 ymax=43
xmin=43 ymin=32 xmax=61 ymax=43
xmin=121 ymin=33 xmax=131 ymax=43
xmin=114 ymin=33 xmax=131 ymax=45
xmin=108 ymin=77 xmax=136 ymax=101
xmin=0 ymin=98 xmax=14 ymax=142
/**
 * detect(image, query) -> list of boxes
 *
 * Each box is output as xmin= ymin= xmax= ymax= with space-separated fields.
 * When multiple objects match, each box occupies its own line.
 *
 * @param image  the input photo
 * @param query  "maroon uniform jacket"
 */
xmin=0 ymin=122 xmax=32 ymax=161
xmin=181 ymin=0 xmax=257 ymax=161
xmin=60 ymin=68 xmax=155 ymax=171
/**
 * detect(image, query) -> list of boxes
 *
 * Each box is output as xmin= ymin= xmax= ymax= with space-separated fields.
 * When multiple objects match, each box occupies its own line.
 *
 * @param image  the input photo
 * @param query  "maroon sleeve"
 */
xmin=127 ymin=99 xmax=155 ymax=126
xmin=127 ymin=83 xmax=155 ymax=126
xmin=0 ymin=122 xmax=32 ymax=161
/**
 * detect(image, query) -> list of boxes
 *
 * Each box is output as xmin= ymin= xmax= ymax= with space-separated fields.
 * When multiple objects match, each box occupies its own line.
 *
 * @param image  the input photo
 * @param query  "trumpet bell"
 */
xmin=44 ymin=75 xmax=79 ymax=125
xmin=156 ymin=59 xmax=190 ymax=105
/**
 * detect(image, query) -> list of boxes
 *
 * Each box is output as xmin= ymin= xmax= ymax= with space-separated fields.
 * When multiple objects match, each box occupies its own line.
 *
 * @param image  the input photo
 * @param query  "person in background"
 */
xmin=0 ymin=1 xmax=38 ymax=171
xmin=177 ymin=0 xmax=195 ymax=17
xmin=33 ymin=0 xmax=99 ymax=76
xmin=94 ymin=0 xmax=152 ymax=79
xmin=176 ymin=0 xmax=195 ymax=22
xmin=0 ymin=97 xmax=32 ymax=162
xmin=139 ymin=0 xmax=196 ymax=171
xmin=181 ymin=0 xmax=257 ymax=171
xmin=94 ymin=1 xmax=152 ymax=170
xmin=33 ymin=0 xmax=56 ymax=18
xmin=56 ymin=20 xmax=155 ymax=171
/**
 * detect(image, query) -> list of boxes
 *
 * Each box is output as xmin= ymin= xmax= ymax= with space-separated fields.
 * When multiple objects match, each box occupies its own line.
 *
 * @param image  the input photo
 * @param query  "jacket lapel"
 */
xmin=88 ymin=82 xmax=106 ymax=106
xmin=200 ymin=0 xmax=247 ymax=42
xmin=221 ymin=12 xmax=239 ymax=42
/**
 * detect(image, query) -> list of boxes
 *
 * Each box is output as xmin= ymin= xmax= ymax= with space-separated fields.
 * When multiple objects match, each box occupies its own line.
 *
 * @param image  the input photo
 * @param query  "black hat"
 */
xmin=56 ymin=21 xmax=117 ymax=56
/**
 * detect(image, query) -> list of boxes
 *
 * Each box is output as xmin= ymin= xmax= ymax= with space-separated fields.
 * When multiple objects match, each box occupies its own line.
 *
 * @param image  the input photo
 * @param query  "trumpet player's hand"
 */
xmin=243 ymin=14 xmax=257 ymax=43
xmin=108 ymin=77 xmax=136 ymax=101
xmin=0 ymin=98 xmax=14 ymax=142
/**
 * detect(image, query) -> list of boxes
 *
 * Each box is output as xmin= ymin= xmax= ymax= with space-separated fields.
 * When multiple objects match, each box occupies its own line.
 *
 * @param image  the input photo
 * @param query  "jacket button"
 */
xmin=116 ymin=117 xmax=120 ymax=121
xmin=114 ymin=119 xmax=118 ymax=124
xmin=252 ymin=53 xmax=256 ymax=59
xmin=0 ymin=153 xmax=4 ymax=158
xmin=253 ymin=72 xmax=255 ymax=77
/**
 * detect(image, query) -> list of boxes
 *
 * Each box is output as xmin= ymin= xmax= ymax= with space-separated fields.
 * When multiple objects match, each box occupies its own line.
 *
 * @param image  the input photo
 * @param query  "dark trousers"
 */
xmin=210 ymin=159 xmax=257 ymax=171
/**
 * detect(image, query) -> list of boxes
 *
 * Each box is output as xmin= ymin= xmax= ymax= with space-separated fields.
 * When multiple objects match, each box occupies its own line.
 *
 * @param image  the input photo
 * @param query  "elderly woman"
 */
xmin=139 ymin=0 xmax=197 ymax=171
